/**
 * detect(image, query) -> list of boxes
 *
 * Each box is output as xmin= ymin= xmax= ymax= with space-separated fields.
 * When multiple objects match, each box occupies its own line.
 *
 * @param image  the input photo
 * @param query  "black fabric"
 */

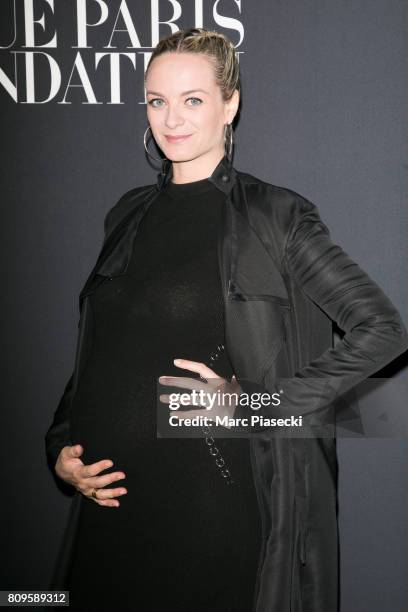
xmin=66 ymin=176 xmax=262 ymax=611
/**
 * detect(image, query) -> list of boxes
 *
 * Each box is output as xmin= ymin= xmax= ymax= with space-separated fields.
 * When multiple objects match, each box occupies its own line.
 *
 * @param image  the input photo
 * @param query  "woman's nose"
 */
xmin=165 ymin=105 xmax=185 ymax=128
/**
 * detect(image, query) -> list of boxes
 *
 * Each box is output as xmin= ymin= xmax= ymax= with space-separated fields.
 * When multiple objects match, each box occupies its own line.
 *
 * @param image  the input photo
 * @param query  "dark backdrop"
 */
xmin=1 ymin=1 xmax=407 ymax=610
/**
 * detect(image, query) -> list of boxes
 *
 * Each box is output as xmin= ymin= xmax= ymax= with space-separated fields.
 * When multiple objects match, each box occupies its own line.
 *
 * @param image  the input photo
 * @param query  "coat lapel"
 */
xmin=78 ymin=189 xmax=158 ymax=312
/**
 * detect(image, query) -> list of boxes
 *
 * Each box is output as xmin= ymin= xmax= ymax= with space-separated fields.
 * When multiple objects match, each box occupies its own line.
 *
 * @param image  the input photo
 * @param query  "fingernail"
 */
xmin=174 ymin=359 xmax=181 ymax=364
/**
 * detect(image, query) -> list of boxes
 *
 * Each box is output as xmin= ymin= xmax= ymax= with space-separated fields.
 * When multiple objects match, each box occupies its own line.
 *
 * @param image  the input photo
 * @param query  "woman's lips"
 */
xmin=164 ymin=134 xmax=192 ymax=143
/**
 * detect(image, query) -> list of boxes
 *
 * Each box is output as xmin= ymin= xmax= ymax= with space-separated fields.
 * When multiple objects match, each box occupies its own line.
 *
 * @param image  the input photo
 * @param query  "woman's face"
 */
xmin=145 ymin=52 xmax=238 ymax=163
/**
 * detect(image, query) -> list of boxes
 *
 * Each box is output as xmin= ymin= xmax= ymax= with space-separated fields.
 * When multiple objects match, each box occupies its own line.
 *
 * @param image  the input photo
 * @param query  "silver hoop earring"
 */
xmin=143 ymin=125 xmax=167 ymax=162
xmin=225 ymin=123 xmax=234 ymax=161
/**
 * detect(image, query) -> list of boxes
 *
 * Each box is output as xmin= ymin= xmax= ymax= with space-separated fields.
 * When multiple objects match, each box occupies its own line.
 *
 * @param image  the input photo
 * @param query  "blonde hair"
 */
xmin=144 ymin=27 xmax=241 ymax=155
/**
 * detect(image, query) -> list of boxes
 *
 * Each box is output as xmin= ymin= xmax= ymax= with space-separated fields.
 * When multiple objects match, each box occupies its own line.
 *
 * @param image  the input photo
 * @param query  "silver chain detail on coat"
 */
xmin=199 ymin=343 xmax=235 ymax=485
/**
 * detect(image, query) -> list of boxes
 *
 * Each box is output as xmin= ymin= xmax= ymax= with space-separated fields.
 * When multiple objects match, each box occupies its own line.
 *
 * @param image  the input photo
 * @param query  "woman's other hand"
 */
xmin=55 ymin=444 xmax=127 ymax=507
xmin=159 ymin=358 xmax=243 ymax=426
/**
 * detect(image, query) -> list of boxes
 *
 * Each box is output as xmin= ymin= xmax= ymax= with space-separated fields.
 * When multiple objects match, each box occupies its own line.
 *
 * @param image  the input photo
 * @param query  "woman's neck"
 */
xmin=170 ymin=149 xmax=225 ymax=184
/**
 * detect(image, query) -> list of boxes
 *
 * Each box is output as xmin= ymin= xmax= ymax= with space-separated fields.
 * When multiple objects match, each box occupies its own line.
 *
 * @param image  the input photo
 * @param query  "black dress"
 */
xmin=67 ymin=176 xmax=263 ymax=611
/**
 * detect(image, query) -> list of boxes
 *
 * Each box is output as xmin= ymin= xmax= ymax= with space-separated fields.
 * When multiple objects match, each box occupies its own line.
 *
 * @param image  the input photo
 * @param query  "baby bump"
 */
xmin=69 ymin=363 xmax=158 ymax=468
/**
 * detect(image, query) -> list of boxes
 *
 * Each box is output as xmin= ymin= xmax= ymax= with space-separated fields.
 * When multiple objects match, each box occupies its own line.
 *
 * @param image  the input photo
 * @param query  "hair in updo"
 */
xmin=144 ymin=28 xmax=241 ymax=154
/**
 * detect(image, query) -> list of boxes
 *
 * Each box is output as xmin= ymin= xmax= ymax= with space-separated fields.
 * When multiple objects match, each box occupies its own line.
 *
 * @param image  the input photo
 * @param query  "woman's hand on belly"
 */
xmin=55 ymin=444 xmax=128 ymax=507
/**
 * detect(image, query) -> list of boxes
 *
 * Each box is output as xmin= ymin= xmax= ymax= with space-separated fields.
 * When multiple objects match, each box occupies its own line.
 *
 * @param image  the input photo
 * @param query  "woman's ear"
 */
xmin=225 ymin=89 xmax=240 ymax=124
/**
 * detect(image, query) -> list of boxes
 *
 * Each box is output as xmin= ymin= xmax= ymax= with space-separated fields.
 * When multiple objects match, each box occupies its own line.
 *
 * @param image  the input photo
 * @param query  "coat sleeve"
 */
xmin=44 ymin=205 xmax=117 ymax=472
xmin=45 ymin=372 xmax=75 ymax=471
xmin=235 ymin=196 xmax=408 ymax=424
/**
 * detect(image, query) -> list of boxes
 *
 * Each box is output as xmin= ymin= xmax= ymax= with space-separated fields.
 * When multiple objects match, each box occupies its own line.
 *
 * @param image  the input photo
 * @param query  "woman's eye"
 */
xmin=186 ymin=97 xmax=203 ymax=106
xmin=147 ymin=98 xmax=164 ymax=108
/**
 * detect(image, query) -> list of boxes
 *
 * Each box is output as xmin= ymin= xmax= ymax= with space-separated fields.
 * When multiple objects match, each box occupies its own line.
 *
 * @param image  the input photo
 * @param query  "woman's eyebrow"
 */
xmin=145 ymin=89 xmax=210 ymax=96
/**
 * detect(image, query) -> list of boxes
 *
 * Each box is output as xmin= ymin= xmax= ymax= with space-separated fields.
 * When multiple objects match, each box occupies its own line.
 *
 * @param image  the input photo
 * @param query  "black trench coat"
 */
xmin=45 ymin=154 xmax=408 ymax=611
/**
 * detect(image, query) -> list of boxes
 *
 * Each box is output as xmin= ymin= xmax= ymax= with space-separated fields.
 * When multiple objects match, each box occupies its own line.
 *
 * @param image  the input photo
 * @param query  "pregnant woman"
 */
xmin=45 ymin=27 xmax=408 ymax=611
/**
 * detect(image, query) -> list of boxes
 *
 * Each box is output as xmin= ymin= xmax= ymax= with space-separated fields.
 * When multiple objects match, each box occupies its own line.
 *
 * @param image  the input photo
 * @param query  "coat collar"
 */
xmin=156 ymin=153 xmax=237 ymax=195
